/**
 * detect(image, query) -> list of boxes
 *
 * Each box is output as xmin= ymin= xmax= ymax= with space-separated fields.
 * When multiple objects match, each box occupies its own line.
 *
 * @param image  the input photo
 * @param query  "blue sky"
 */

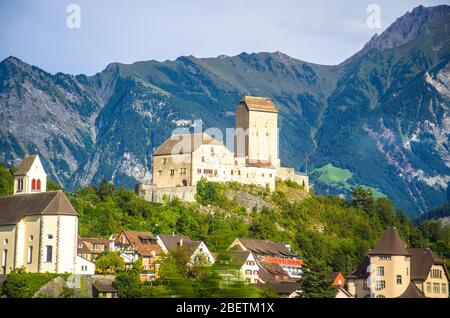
xmin=0 ymin=0 xmax=447 ymax=75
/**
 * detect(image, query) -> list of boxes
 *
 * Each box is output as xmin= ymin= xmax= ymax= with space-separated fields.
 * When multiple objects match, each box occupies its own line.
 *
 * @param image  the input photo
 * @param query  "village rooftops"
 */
xmin=234 ymin=238 xmax=296 ymax=257
xmin=367 ymin=226 xmax=410 ymax=256
xmin=119 ymin=231 xmax=160 ymax=257
xmin=157 ymin=234 xmax=202 ymax=254
xmin=153 ymin=133 xmax=223 ymax=156
xmin=0 ymin=190 xmax=78 ymax=225
xmin=240 ymin=96 xmax=278 ymax=113
xmin=13 ymin=155 xmax=37 ymax=175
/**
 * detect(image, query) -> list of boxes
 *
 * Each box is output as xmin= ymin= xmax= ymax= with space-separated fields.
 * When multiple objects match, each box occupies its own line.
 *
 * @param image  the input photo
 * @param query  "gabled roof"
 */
xmin=258 ymin=261 xmax=293 ymax=283
xmin=121 ymin=231 xmax=160 ymax=257
xmin=407 ymin=247 xmax=449 ymax=281
xmin=367 ymin=227 xmax=409 ymax=256
xmin=397 ymin=282 xmax=426 ymax=298
xmin=240 ymin=96 xmax=278 ymax=113
xmin=0 ymin=191 xmax=78 ymax=225
xmin=228 ymin=250 xmax=252 ymax=267
xmin=259 ymin=281 xmax=300 ymax=296
xmin=14 ymin=155 xmax=37 ymax=175
xmin=153 ymin=133 xmax=222 ymax=156
xmin=326 ymin=272 xmax=342 ymax=281
xmin=236 ymin=238 xmax=296 ymax=257
xmin=92 ymin=283 xmax=117 ymax=293
xmin=348 ymin=256 xmax=370 ymax=280
xmin=158 ymin=234 xmax=204 ymax=255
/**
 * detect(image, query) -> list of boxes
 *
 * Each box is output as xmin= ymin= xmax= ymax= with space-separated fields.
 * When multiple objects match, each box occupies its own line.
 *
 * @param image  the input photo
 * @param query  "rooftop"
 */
xmin=367 ymin=226 xmax=410 ymax=256
xmin=240 ymin=96 xmax=278 ymax=113
xmin=153 ymin=133 xmax=222 ymax=156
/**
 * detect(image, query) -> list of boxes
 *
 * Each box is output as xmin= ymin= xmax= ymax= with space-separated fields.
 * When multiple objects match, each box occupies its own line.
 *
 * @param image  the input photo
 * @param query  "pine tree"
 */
xmin=298 ymin=257 xmax=338 ymax=298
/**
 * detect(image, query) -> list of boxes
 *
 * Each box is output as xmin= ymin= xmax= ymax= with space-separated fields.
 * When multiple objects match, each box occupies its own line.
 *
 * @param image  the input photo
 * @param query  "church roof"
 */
xmin=0 ymin=191 xmax=78 ymax=225
xmin=367 ymin=226 xmax=410 ymax=256
xmin=14 ymin=155 xmax=37 ymax=175
xmin=240 ymin=96 xmax=278 ymax=113
xmin=153 ymin=133 xmax=222 ymax=156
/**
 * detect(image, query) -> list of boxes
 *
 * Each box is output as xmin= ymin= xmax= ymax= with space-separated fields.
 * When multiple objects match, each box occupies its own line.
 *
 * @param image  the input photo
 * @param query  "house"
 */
xmin=347 ymin=226 xmax=449 ymax=298
xmin=228 ymin=238 xmax=303 ymax=278
xmin=75 ymin=255 xmax=95 ymax=275
xmin=92 ymin=283 xmax=118 ymax=298
xmin=220 ymin=250 xmax=261 ymax=284
xmin=259 ymin=281 xmax=301 ymax=298
xmin=157 ymin=234 xmax=215 ymax=265
xmin=0 ymin=155 xmax=78 ymax=275
xmin=407 ymin=247 xmax=449 ymax=298
xmin=77 ymin=236 xmax=111 ymax=261
xmin=137 ymin=96 xmax=309 ymax=203
xmin=326 ymin=272 xmax=345 ymax=287
xmin=115 ymin=231 xmax=161 ymax=280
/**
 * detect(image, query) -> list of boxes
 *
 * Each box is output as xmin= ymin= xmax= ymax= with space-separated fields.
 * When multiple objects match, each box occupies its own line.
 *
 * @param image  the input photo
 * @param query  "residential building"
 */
xmin=75 ymin=255 xmax=95 ymax=275
xmin=221 ymin=250 xmax=261 ymax=284
xmin=348 ymin=226 xmax=449 ymax=298
xmin=137 ymin=96 xmax=309 ymax=203
xmin=77 ymin=236 xmax=111 ymax=261
xmin=115 ymin=230 xmax=161 ymax=280
xmin=0 ymin=155 xmax=78 ymax=274
xmin=228 ymin=238 xmax=303 ymax=278
xmin=157 ymin=234 xmax=215 ymax=265
xmin=92 ymin=283 xmax=118 ymax=298
xmin=326 ymin=272 xmax=345 ymax=287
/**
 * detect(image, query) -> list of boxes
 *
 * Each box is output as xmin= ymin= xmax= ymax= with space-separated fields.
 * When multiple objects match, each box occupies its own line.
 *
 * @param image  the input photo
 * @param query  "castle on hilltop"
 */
xmin=137 ymin=96 xmax=309 ymax=203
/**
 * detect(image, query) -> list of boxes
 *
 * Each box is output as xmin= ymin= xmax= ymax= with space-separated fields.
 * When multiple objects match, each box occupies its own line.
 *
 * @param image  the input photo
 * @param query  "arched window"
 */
xmin=37 ymin=179 xmax=41 ymax=191
xmin=31 ymin=179 xmax=36 ymax=190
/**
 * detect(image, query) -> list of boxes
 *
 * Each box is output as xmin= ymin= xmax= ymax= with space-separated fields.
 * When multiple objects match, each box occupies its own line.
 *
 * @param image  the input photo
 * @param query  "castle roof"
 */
xmin=407 ymin=248 xmax=449 ymax=281
xmin=153 ymin=133 xmax=222 ymax=156
xmin=367 ymin=226 xmax=410 ymax=256
xmin=0 ymin=191 xmax=78 ymax=225
xmin=14 ymin=155 xmax=37 ymax=175
xmin=240 ymin=96 xmax=278 ymax=113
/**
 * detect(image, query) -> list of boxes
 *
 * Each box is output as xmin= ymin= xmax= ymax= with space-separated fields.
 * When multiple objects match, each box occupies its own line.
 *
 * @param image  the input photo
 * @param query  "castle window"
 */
xmin=48 ymin=234 xmax=53 ymax=240
xmin=231 ymin=170 xmax=234 ymax=175
xmin=29 ymin=235 xmax=33 ymax=241
xmin=238 ymin=171 xmax=241 ymax=175
xmin=210 ymin=147 xmax=214 ymax=153
xmin=214 ymin=170 xmax=217 ymax=176
xmin=31 ymin=179 xmax=36 ymax=190
xmin=36 ymin=179 xmax=41 ymax=191
xmin=170 ymin=170 xmax=175 ymax=176
xmin=180 ymin=168 xmax=186 ymax=175
xmin=197 ymin=169 xmax=201 ymax=174
xmin=163 ymin=158 xmax=167 ymax=164
xmin=376 ymin=266 xmax=384 ymax=276
xmin=158 ymin=170 xmax=162 ymax=176
xmin=202 ymin=157 xmax=205 ymax=162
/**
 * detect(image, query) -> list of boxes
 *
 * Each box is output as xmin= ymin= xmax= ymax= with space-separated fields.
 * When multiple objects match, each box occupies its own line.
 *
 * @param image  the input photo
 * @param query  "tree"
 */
xmin=113 ymin=270 xmax=142 ymax=298
xmin=47 ymin=178 xmax=62 ymax=191
xmin=350 ymin=186 xmax=374 ymax=212
xmin=95 ymin=252 xmax=125 ymax=273
xmin=0 ymin=163 xmax=13 ymax=196
xmin=297 ymin=257 xmax=338 ymax=298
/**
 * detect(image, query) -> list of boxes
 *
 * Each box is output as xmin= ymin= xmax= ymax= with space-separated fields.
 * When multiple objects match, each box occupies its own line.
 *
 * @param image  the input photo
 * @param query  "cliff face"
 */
xmin=1 ymin=5 xmax=449 ymax=216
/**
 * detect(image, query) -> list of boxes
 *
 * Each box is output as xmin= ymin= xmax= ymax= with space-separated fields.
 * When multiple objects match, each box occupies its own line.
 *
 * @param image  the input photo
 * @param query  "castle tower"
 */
xmin=235 ymin=96 xmax=280 ymax=167
xmin=13 ymin=155 xmax=47 ymax=194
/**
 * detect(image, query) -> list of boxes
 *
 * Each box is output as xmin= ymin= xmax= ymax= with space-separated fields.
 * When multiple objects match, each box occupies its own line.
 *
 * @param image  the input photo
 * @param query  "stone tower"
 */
xmin=235 ymin=96 xmax=280 ymax=167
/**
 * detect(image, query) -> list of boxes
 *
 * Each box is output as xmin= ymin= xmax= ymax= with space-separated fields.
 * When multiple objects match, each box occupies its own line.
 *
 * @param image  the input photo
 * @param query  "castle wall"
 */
xmin=152 ymin=153 xmax=192 ymax=188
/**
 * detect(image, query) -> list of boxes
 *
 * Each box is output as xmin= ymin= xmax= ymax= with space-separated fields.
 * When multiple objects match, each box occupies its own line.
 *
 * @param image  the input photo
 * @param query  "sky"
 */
xmin=0 ymin=0 xmax=448 ymax=75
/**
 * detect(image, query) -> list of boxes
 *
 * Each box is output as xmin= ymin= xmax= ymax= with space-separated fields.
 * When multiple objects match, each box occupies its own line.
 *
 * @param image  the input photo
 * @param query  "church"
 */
xmin=0 ymin=155 xmax=79 ymax=274
xmin=137 ymin=96 xmax=309 ymax=203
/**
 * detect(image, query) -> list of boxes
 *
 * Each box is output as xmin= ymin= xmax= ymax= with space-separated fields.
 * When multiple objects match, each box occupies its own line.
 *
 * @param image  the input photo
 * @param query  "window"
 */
xmin=376 ymin=295 xmax=385 ymax=298
xmin=442 ymin=284 xmax=447 ymax=295
xmin=427 ymin=282 xmax=432 ymax=293
xmin=363 ymin=280 xmax=369 ymax=290
xmin=17 ymin=178 xmax=24 ymax=192
xmin=376 ymin=266 xmax=384 ymax=276
xmin=396 ymin=275 xmax=402 ymax=285
xmin=170 ymin=169 xmax=175 ymax=176
xmin=2 ymin=249 xmax=7 ymax=268
xmin=379 ymin=256 xmax=391 ymax=261
xmin=214 ymin=170 xmax=217 ymax=176
xmin=253 ymin=270 xmax=258 ymax=275
xmin=375 ymin=281 xmax=385 ymax=291
xmin=202 ymin=157 xmax=205 ymax=162
xmin=158 ymin=170 xmax=162 ymax=176
xmin=245 ymin=270 xmax=252 ymax=275
xmin=46 ymin=246 xmax=53 ymax=263
xmin=47 ymin=234 xmax=53 ymax=240
xmin=163 ymin=158 xmax=167 ymax=164
xmin=36 ymin=179 xmax=41 ymax=191
xmin=231 ymin=170 xmax=234 ymax=175
xmin=433 ymin=283 xmax=440 ymax=293
xmin=210 ymin=147 xmax=214 ymax=153
xmin=180 ymin=168 xmax=186 ymax=175
xmin=29 ymin=235 xmax=33 ymax=241
xmin=27 ymin=246 xmax=33 ymax=264
xmin=406 ymin=267 xmax=409 ymax=276
xmin=78 ymin=243 xmax=83 ymax=248
xmin=31 ymin=179 xmax=36 ymax=190
xmin=197 ymin=169 xmax=202 ymax=174
xmin=3 ymin=239 xmax=8 ymax=245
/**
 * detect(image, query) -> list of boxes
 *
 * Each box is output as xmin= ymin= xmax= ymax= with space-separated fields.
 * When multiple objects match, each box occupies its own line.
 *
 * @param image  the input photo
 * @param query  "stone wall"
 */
xmin=136 ymin=184 xmax=197 ymax=203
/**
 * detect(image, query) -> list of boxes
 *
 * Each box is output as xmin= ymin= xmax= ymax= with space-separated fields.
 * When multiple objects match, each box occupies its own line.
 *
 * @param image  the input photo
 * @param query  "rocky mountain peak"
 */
xmin=363 ymin=5 xmax=450 ymax=51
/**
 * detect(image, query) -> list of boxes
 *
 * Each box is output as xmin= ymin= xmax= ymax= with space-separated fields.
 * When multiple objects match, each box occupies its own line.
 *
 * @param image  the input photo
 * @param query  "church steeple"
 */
xmin=13 ymin=155 xmax=47 ymax=194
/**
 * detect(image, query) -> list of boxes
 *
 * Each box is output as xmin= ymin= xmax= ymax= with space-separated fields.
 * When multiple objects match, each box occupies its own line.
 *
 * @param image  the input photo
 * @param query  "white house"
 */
xmin=157 ymin=234 xmax=215 ymax=265
xmin=75 ymin=255 xmax=95 ymax=275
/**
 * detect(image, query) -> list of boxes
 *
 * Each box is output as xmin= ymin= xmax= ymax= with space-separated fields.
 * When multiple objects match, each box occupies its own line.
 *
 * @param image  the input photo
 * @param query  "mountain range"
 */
xmin=1 ymin=5 xmax=449 ymax=216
